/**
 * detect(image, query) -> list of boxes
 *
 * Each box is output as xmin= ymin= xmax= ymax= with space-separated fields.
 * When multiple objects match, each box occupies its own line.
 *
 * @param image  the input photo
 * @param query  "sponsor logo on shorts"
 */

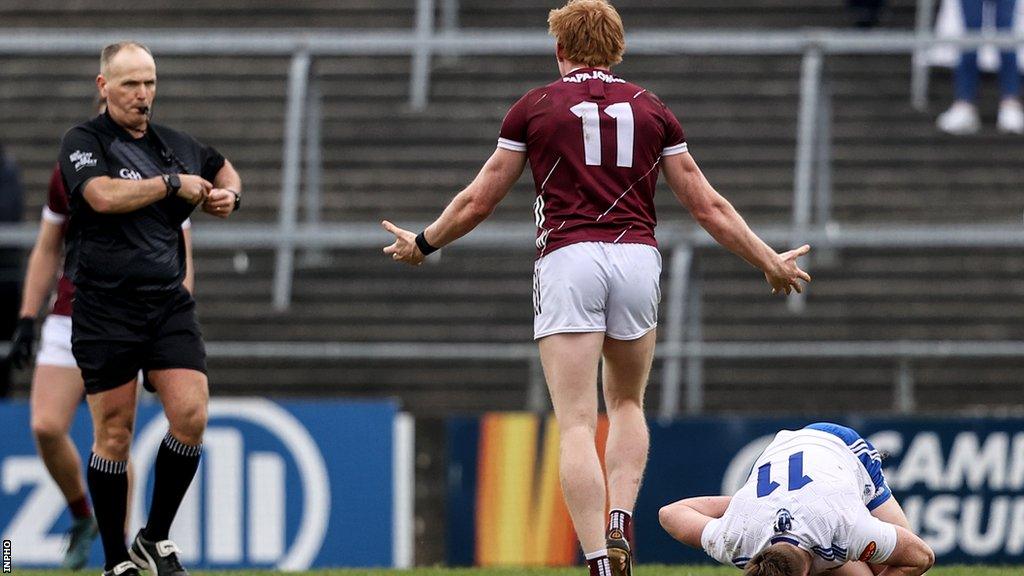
xmin=69 ymin=150 xmax=97 ymax=172
xmin=858 ymin=541 xmax=876 ymax=562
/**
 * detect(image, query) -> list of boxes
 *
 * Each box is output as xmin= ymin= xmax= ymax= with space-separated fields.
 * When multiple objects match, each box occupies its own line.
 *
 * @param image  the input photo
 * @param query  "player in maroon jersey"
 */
xmin=7 ymin=152 xmax=193 ymax=570
xmin=383 ymin=2 xmax=810 ymax=575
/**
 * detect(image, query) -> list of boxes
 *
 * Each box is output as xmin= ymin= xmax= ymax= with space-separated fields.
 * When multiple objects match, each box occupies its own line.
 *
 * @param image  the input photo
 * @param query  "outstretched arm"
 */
xmin=661 ymin=151 xmax=811 ymax=295
xmin=659 ymin=495 xmax=731 ymax=549
xmin=383 ymin=147 xmax=527 ymax=265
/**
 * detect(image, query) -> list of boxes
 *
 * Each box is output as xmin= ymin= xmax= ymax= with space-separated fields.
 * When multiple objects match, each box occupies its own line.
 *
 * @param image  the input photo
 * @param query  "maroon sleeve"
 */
xmin=45 ymin=164 xmax=70 ymax=218
xmin=497 ymin=92 xmax=531 ymax=152
xmin=661 ymin=104 xmax=688 ymax=155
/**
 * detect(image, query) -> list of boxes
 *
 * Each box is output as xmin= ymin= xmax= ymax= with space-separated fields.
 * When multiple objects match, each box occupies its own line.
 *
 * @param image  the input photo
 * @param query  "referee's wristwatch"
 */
xmin=227 ymin=188 xmax=241 ymax=212
xmin=162 ymin=174 xmax=181 ymax=198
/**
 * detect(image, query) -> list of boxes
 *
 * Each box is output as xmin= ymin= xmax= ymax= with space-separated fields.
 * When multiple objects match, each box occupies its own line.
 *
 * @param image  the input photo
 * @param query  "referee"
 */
xmin=58 ymin=41 xmax=240 ymax=576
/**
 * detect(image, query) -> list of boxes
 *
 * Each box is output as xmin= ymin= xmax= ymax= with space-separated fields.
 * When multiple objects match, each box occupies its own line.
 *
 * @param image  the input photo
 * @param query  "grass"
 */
xmin=12 ymin=567 xmax=1024 ymax=576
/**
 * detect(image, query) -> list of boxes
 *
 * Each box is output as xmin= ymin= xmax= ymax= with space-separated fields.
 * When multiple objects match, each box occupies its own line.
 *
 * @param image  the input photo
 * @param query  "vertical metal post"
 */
xmin=301 ymin=77 xmax=327 ymax=266
xmin=441 ymin=0 xmax=459 ymax=34
xmin=659 ymin=246 xmax=693 ymax=422
xmin=895 ymin=359 xmax=916 ymax=413
xmin=814 ymin=79 xmax=837 ymax=266
xmin=685 ymin=270 xmax=704 ymax=415
xmin=527 ymin=355 xmax=548 ymax=413
xmin=790 ymin=47 xmax=822 ymax=313
xmin=273 ymin=50 xmax=311 ymax=311
xmin=911 ymin=0 xmax=936 ymax=111
xmin=410 ymin=0 xmax=436 ymax=111
xmin=814 ymin=80 xmax=832 ymax=230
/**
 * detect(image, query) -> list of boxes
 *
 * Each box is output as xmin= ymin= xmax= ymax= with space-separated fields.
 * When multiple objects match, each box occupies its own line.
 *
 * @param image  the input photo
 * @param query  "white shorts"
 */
xmin=36 ymin=314 xmax=78 ymax=368
xmin=533 ymin=242 xmax=662 ymax=341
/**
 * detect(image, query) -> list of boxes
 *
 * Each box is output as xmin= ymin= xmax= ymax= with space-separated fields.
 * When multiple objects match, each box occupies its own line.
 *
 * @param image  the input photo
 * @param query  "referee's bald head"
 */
xmin=100 ymin=41 xmax=153 ymax=76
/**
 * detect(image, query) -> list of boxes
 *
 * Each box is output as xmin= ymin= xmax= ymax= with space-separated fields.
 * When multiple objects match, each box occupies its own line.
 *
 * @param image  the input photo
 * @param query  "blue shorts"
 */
xmin=805 ymin=422 xmax=892 ymax=510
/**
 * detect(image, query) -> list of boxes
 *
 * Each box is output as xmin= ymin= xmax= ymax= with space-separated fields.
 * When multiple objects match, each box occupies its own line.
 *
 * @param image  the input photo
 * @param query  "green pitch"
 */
xmin=14 ymin=567 xmax=1023 ymax=576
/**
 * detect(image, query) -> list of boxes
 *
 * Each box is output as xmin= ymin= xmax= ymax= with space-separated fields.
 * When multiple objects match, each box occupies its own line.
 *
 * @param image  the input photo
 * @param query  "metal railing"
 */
xmin=4 ymin=221 xmax=1024 ymax=416
xmin=2 ymin=9 xmax=1024 ymax=416
xmin=4 ymin=21 xmax=1022 ymax=311
xmin=2 ymin=338 xmax=1022 ymax=418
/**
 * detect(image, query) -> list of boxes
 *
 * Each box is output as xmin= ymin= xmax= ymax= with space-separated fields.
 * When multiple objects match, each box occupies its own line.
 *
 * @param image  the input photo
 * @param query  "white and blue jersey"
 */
xmin=804 ymin=422 xmax=891 ymax=510
xmin=701 ymin=424 xmax=897 ymax=573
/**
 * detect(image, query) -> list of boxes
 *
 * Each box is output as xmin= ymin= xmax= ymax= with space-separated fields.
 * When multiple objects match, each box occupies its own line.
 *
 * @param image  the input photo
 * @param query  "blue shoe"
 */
xmin=62 ymin=516 xmax=99 ymax=570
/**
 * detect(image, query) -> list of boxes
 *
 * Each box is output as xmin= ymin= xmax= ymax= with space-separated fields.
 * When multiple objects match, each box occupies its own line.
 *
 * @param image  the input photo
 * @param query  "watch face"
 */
xmin=169 ymin=174 xmax=181 ymax=189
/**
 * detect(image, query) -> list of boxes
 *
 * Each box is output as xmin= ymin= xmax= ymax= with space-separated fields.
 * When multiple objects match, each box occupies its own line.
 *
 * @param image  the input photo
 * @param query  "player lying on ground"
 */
xmin=659 ymin=422 xmax=934 ymax=576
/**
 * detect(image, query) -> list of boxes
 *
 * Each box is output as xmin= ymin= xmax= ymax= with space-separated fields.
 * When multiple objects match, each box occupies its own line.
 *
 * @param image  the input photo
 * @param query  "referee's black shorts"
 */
xmin=72 ymin=286 xmax=207 ymax=394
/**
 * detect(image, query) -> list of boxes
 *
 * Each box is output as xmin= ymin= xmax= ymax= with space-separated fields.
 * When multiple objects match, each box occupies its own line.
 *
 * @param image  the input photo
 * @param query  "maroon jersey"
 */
xmin=498 ymin=67 xmax=688 ymax=257
xmin=43 ymin=164 xmax=75 ymax=317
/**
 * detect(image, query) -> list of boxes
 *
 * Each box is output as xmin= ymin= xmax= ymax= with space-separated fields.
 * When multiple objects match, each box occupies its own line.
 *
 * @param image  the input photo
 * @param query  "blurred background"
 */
xmin=0 ymin=0 xmax=1022 ymax=571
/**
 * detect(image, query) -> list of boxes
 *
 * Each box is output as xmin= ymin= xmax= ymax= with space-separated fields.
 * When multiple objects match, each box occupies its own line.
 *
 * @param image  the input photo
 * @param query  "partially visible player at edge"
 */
xmin=659 ymin=422 xmax=935 ymax=576
xmin=382 ymin=2 xmax=810 ymax=575
xmin=6 ymin=98 xmax=195 ymax=568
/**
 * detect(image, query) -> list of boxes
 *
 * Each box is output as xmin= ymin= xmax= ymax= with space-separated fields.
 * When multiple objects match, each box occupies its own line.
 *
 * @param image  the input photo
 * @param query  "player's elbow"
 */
xmin=914 ymin=542 xmax=935 ymax=574
xmin=900 ymin=540 xmax=935 ymax=576
xmin=658 ymin=505 xmax=673 ymax=530
xmin=462 ymin=195 xmax=495 ymax=225
xmin=691 ymin=197 xmax=728 ymax=229
xmin=658 ymin=503 xmax=685 ymax=535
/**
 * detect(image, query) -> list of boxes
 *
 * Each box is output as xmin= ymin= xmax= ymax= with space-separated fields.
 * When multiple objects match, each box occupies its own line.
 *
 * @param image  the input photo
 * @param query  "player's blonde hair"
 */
xmin=744 ymin=544 xmax=809 ymax=576
xmin=547 ymin=0 xmax=625 ymax=68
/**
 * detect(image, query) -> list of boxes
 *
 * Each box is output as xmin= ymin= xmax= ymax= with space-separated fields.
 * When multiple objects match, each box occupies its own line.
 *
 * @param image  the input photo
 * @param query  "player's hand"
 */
xmin=765 ymin=244 xmax=812 ymax=295
xmin=381 ymin=220 xmax=425 ymax=266
xmin=7 ymin=317 xmax=36 ymax=369
xmin=177 ymin=175 xmax=212 ymax=206
xmin=202 ymin=188 xmax=236 ymax=218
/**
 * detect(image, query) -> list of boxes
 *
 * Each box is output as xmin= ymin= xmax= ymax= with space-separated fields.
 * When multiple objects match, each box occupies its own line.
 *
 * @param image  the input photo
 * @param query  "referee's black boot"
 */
xmin=101 ymin=560 xmax=142 ymax=576
xmin=128 ymin=530 xmax=189 ymax=576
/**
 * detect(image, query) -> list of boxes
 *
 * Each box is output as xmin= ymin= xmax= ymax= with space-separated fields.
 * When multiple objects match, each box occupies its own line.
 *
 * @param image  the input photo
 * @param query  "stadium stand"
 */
xmin=2 ymin=0 xmax=1022 ymax=415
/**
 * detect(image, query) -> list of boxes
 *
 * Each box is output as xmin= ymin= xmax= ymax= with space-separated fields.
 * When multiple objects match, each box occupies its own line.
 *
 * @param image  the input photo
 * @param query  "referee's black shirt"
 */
xmin=58 ymin=111 xmax=224 ymax=292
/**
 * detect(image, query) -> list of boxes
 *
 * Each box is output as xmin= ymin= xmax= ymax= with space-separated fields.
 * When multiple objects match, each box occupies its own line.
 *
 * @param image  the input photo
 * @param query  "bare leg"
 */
xmin=601 ymin=330 xmax=656 ymax=513
xmin=86 ymin=381 xmax=137 ymax=462
xmin=149 ymin=369 xmax=208 ymax=445
xmin=30 ymin=365 xmax=87 ymax=504
xmin=539 ymin=332 xmax=606 ymax=555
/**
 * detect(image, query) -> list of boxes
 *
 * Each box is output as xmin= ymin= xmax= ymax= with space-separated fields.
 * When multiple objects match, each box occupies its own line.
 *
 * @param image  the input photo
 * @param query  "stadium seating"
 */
xmin=3 ymin=0 xmax=1022 ymax=414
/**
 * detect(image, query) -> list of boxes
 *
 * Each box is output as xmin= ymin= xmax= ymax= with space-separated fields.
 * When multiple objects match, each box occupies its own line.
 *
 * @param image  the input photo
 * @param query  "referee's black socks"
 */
xmin=87 ymin=452 xmax=131 ymax=570
xmin=143 ymin=432 xmax=203 ymax=541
